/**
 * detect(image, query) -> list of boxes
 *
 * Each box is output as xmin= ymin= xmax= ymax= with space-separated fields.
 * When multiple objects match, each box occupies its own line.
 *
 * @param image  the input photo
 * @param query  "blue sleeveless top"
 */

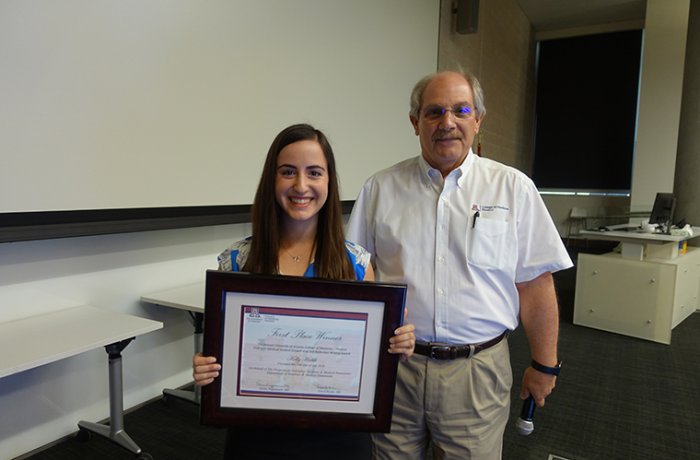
xmin=217 ymin=237 xmax=371 ymax=280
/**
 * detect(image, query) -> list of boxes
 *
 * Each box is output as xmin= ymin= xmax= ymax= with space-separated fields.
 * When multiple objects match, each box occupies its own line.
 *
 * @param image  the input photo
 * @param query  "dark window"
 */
xmin=532 ymin=30 xmax=643 ymax=191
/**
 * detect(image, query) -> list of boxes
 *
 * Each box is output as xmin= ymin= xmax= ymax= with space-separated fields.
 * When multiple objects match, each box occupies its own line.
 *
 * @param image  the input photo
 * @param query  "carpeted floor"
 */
xmin=504 ymin=311 xmax=700 ymax=460
xmin=20 ymin=244 xmax=700 ymax=460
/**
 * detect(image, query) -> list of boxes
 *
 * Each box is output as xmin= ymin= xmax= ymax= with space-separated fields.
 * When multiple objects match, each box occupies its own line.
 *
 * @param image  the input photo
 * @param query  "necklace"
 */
xmin=284 ymin=247 xmax=307 ymax=263
xmin=282 ymin=243 xmax=315 ymax=264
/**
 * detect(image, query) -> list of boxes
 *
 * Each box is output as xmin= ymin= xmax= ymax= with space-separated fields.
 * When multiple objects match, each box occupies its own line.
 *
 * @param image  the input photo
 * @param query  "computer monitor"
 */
xmin=648 ymin=192 xmax=676 ymax=233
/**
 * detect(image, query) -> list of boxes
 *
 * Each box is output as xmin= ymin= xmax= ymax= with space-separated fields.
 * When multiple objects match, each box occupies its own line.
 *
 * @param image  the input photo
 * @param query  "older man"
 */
xmin=347 ymin=71 xmax=573 ymax=460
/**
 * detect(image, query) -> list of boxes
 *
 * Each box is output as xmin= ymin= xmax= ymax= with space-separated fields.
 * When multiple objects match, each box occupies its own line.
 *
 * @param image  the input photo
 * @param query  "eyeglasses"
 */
xmin=422 ymin=104 xmax=474 ymax=120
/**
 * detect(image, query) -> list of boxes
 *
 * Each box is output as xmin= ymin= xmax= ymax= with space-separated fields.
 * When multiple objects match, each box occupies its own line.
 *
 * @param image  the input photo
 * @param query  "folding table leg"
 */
xmin=163 ymin=311 xmax=203 ymax=404
xmin=77 ymin=338 xmax=153 ymax=459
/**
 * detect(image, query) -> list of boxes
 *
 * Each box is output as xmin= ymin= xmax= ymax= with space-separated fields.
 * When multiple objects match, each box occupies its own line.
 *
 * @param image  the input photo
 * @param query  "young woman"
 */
xmin=193 ymin=123 xmax=415 ymax=459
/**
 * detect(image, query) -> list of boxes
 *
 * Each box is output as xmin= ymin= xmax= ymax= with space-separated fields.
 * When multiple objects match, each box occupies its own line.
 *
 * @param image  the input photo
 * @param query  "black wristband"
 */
xmin=531 ymin=359 xmax=562 ymax=376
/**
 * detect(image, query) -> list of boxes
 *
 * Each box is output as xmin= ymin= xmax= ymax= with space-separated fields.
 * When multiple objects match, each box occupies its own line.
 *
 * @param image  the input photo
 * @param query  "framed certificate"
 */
xmin=200 ymin=270 xmax=407 ymax=432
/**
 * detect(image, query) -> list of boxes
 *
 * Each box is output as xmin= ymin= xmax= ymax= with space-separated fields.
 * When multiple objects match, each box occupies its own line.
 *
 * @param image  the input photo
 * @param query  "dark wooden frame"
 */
xmin=200 ymin=270 xmax=406 ymax=432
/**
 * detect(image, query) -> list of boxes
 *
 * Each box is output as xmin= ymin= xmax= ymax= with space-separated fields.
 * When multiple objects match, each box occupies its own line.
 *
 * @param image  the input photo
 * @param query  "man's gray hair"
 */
xmin=409 ymin=71 xmax=486 ymax=119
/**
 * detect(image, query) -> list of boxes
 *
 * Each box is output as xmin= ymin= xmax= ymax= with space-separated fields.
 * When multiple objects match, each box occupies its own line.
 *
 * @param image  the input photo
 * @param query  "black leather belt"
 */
xmin=414 ymin=331 xmax=509 ymax=360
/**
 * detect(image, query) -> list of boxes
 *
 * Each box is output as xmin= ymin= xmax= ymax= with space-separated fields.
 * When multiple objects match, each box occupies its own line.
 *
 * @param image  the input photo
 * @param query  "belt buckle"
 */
xmin=429 ymin=345 xmax=452 ymax=360
xmin=464 ymin=344 xmax=475 ymax=359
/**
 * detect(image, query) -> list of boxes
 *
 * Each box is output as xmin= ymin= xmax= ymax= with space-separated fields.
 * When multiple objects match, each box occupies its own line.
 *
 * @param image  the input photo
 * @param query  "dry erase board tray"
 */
xmin=0 ymin=202 xmax=357 ymax=243
xmin=0 ymin=205 xmax=247 ymax=243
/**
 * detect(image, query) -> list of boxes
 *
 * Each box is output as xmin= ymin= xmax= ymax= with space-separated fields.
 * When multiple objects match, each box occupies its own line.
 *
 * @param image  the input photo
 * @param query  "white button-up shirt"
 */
xmin=347 ymin=152 xmax=573 ymax=344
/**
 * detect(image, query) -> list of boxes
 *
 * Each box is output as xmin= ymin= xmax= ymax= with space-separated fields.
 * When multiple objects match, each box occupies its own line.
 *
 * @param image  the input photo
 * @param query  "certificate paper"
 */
xmin=219 ymin=291 xmax=383 ymax=414
xmin=238 ymin=306 xmax=367 ymax=401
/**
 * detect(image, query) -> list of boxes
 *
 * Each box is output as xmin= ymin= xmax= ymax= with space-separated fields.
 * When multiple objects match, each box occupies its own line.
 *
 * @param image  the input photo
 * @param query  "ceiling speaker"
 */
xmin=455 ymin=0 xmax=479 ymax=34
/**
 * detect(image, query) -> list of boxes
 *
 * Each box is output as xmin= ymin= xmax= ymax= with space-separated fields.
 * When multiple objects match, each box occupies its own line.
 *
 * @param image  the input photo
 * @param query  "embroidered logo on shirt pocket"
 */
xmin=467 ymin=218 xmax=512 ymax=269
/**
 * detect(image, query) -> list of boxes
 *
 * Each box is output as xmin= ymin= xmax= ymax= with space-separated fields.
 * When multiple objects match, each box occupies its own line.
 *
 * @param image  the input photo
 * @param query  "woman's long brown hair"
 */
xmin=242 ymin=124 xmax=356 ymax=280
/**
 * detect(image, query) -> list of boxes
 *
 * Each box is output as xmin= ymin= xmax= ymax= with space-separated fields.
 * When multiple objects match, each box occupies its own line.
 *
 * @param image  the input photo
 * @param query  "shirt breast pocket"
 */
xmin=467 ymin=218 xmax=513 ymax=270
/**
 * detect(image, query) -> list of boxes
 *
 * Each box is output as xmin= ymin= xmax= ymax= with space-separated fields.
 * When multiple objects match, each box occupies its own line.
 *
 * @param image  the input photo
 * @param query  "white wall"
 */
xmin=630 ymin=0 xmax=690 ymax=212
xmin=0 ymin=223 xmax=248 ymax=459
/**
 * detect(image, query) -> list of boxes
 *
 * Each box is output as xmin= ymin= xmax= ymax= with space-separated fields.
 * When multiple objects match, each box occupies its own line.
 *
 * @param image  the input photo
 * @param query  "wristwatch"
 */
xmin=530 ymin=359 xmax=562 ymax=376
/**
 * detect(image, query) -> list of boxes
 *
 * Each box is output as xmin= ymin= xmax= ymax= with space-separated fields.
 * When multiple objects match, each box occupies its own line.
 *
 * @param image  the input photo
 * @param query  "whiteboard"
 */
xmin=0 ymin=0 xmax=439 ymax=213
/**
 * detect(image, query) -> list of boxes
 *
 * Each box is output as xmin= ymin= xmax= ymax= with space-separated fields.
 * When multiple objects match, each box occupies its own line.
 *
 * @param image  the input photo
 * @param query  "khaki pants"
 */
xmin=372 ymin=338 xmax=512 ymax=460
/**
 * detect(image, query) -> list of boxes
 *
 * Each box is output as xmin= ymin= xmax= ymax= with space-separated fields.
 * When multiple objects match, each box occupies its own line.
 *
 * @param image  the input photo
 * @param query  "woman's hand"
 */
xmin=389 ymin=323 xmax=415 ymax=361
xmin=193 ymin=352 xmax=221 ymax=387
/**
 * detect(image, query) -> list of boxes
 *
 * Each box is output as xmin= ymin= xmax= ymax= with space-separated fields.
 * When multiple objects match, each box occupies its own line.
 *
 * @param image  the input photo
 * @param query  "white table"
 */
xmin=141 ymin=281 xmax=205 ymax=404
xmin=575 ymin=227 xmax=700 ymax=344
xmin=578 ymin=225 xmax=700 ymax=260
xmin=0 ymin=305 xmax=162 ymax=459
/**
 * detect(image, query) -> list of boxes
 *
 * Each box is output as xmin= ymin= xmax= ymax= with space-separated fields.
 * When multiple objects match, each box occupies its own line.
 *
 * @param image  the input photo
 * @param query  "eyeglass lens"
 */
xmin=423 ymin=105 xmax=473 ymax=120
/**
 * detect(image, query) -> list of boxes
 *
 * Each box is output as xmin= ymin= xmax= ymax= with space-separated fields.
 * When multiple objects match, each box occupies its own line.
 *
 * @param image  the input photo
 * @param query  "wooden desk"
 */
xmin=141 ymin=281 xmax=205 ymax=404
xmin=0 ymin=305 xmax=162 ymax=459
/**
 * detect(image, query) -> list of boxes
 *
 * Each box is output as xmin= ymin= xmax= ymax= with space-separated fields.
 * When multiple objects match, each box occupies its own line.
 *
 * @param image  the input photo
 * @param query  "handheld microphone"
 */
xmin=515 ymin=396 xmax=536 ymax=436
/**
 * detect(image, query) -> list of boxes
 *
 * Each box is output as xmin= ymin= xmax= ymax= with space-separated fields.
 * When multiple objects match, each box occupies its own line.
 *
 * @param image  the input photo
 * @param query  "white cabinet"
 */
xmin=574 ymin=247 xmax=700 ymax=344
xmin=672 ymin=256 xmax=700 ymax=328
